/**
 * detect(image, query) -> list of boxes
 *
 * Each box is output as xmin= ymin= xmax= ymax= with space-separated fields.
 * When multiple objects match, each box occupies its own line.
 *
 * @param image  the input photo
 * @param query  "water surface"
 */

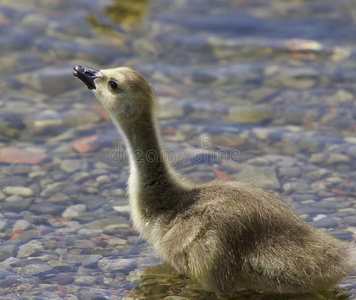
xmin=0 ymin=0 xmax=355 ymax=299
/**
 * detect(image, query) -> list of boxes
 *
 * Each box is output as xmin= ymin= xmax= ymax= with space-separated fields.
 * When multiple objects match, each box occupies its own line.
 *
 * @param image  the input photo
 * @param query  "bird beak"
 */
xmin=73 ymin=65 xmax=101 ymax=90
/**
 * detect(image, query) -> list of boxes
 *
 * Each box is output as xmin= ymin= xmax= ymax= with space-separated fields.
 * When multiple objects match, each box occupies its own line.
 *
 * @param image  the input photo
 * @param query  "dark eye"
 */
xmin=109 ymin=80 xmax=119 ymax=91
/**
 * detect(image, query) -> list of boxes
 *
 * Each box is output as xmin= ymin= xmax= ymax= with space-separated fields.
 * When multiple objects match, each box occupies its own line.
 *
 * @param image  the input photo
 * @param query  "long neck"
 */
xmin=111 ymin=110 xmax=192 ymax=234
xmin=113 ymin=112 xmax=176 ymax=188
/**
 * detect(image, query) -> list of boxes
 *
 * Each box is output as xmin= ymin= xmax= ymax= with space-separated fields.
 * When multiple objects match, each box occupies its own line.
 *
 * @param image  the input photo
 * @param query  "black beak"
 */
xmin=73 ymin=65 xmax=101 ymax=90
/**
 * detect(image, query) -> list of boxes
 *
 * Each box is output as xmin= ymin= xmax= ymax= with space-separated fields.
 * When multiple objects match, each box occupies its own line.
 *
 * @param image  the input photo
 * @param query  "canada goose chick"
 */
xmin=73 ymin=65 xmax=356 ymax=295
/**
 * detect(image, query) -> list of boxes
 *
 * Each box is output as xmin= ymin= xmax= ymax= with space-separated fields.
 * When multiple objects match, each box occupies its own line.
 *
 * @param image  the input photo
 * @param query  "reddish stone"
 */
xmin=162 ymin=126 xmax=176 ymax=135
xmin=9 ymin=230 xmax=23 ymax=240
xmin=212 ymin=169 xmax=234 ymax=180
xmin=0 ymin=147 xmax=48 ymax=164
xmin=91 ymin=103 xmax=111 ymax=121
xmin=331 ymin=189 xmax=347 ymax=196
xmin=72 ymin=136 xmax=99 ymax=153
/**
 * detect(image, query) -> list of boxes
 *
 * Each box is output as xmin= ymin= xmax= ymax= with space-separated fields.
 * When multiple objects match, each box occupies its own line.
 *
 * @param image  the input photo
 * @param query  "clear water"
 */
xmin=0 ymin=0 xmax=355 ymax=299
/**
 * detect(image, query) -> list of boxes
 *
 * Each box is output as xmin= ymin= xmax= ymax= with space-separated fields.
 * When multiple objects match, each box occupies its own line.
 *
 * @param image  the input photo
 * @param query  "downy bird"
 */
xmin=73 ymin=65 xmax=356 ymax=297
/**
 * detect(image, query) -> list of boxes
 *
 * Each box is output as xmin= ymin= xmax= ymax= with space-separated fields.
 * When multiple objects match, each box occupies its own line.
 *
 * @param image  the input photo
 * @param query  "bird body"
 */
xmin=73 ymin=65 xmax=356 ymax=295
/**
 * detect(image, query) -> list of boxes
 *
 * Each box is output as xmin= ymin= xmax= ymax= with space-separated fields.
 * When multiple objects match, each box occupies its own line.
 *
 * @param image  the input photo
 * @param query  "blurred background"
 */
xmin=0 ymin=0 xmax=355 ymax=299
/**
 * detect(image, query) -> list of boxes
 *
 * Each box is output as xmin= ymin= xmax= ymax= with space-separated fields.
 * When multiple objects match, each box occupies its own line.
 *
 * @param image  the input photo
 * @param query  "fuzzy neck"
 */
xmin=112 ymin=112 xmax=176 ymax=189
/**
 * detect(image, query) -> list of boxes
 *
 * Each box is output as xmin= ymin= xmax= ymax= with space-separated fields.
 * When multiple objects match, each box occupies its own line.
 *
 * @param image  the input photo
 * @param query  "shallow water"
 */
xmin=0 ymin=0 xmax=356 ymax=299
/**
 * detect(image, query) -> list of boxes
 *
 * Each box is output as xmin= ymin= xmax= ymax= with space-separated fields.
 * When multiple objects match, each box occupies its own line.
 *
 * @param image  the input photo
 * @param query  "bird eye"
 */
xmin=109 ymin=80 xmax=120 ymax=91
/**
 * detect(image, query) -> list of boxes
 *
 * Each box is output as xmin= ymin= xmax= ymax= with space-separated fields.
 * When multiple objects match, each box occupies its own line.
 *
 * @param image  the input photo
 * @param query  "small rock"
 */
xmin=312 ymin=218 xmax=338 ymax=229
xmin=2 ymin=196 xmax=31 ymax=212
xmin=252 ymin=128 xmax=270 ymax=140
xmin=10 ymin=165 xmax=31 ymax=175
xmin=60 ymin=159 xmax=81 ymax=173
xmin=283 ymin=181 xmax=309 ymax=194
xmin=112 ymin=205 xmax=131 ymax=216
xmin=82 ymin=255 xmax=102 ymax=268
xmin=40 ymin=182 xmax=66 ymax=198
xmin=72 ymin=136 xmax=100 ymax=153
xmin=0 ymin=191 xmax=5 ymax=201
xmin=62 ymin=204 xmax=86 ymax=220
xmin=3 ymin=186 xmax=34 ymax=197
xmin=86 ymin=216 xmax=129 ymax=229
xmin=0 ymin=244 xmax=18 ymax=260
xmin=16 ymin=230 xmax=41 ymax=241
xmin=96 ymin=175 xmax=111 ymax=184
xmin=47 ymin=193 xmax=70 ymax=204
xmin=12 ymin=220 xmax=32 ymax=232
xmin=73 ymin=275 xmax=96 ymax=286
xmin=28 ymin=170 xmax=48 ymax=179
xmin=344 ymin=216 xmax=356 ymax=226
xmin=228 ymin=105 xmax=272 ymax=123
xmin=326 ymin=153 xmax=350 ymax=164
xmin=0 ymin=147 xmax=48 ymax=164
xmin=0 ymin=220 xmax=6 ymax=231
xmin=98 ymin=257 xmax=136 ymax=273
xmin=346 ymin=145 xmax=356 ymax=158
xmin=279 ymin=167 xmax=301 ymax=177
xmin=47 ymin=260 xmax=73 ymax=272
xmin=238 ymin=166 xmax=280 ymax=189
xmin=30 ymin=202 xmax=65 ymax=215
xmin=17 ymin=240 xmax=44 ymax=258
xmin=62 ymin=184 xmax=87 ymax=196
xmin=21 ymin=264 xmax=53 ymax=275
xmin=64 ymin=254 xmax=101 ymax=266
xmin=104 ymin=224 xmax=130 ymax=236
xmin=106 ymin=238 xmax=127 ymax=246
xmin=77 ymin=195 xmax=106 ymax=210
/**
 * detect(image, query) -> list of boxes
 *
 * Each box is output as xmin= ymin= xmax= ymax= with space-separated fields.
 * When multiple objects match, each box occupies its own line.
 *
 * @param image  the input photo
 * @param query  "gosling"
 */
xmin=73 ymin=65 xmax=356 ymax=295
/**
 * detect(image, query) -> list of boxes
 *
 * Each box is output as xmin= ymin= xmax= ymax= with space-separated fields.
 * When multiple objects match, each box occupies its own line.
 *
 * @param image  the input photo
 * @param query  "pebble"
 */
xmin=28 ymin=170 xmax=48 ymax=179
xmin=237 ymin=166 xmax=280 ymax=189
xmin=104 ymin=224 xmax=130 ymax=236
xmin=17 ymin=240 xmax=44 ymax=259
xmin=0 ymin=220 xmax=6 ymax=231
xmin=2 ymin=196 xmax=31 ymax=212
xmin=0 ymin=244 xmax=18 ymax=260
xmin=344 ymin=216 xmax=356 ymax=226
xmin=98 ymin=258 xmax=136 ymax=273
xmin=30 ymin=201 xmax=65 ymax=215
xmin=312 ymin=218 xmax=339 ymax=229
xmin=96 ymin=175 xmax=111 ymax=184
xmin=326 ymin=153 xmax=350 ymax=164
xmin=12 ymin=219 xmax=32 ymax=232
xmin=106 ymin=238 xmax=127 ymax=246
xmin=10 ymin=165 xmax=31 ymax=175
xmin=3 ymin=186 xmax=34 ymax=197
xmin=61 ymin=204 xmax=86 ymax=220
xmin=60 ymin=159 xmax=81 ymax=173
xmin=73 ymin=275 xmax=96 ymax=286
xmin=279 ymin=166 xmax=301 ymax=177
xmin=72 ymin=136 xmax=100 ymax=153
xmin=77 ymin=195 xmax=106 ymax=210
xmin=21 ymin=264 xmax=53 ymax=275
xmin=113 ymin=205 xmax=131 ymax=216
xmin=64 ymin=254 xmax=102 ymax=267
xmin=0 ymin=147 xmax=48 ymax=164
xmin=40 ymin=182 xmax=67 ymax=197
xmin=86 ymin=216 xmax=130 ymax=229
xmin=228 ymin=105 xmax=272 ymax=123
xmin=283 ymin=181 xmax=309 ymax=194
xmin=346 ymin=145 xmax=356 ymax=158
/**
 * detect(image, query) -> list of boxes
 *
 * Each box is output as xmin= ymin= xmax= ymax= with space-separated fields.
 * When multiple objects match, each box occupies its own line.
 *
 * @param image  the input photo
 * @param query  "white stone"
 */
xmin=3 ymin=186 xmax=34 ymax=197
